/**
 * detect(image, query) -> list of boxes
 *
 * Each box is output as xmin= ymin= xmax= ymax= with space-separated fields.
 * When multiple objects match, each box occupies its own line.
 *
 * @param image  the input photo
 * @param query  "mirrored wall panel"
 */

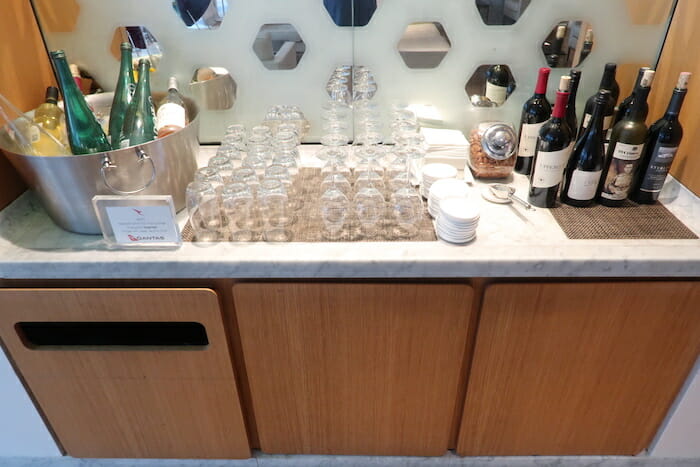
xmin=253 ymin=24 xmax=306 ymax=71
xmin=172 ymin=0 xmax=227 ymax=30
xmin=30 ymin=0 xmax=676 ymax=142
xmin=397 ymin=22 xmax=452 ymax=69
xmin=475 ymin=0 xmax=531 ymax=25
xmin=466 ymin=64 xmax=517 ymax=107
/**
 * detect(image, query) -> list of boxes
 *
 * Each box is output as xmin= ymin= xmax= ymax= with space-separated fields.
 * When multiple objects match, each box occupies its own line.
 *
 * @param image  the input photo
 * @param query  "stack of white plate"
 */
xmin=420 ymin=163 xmax=458 ymax=198
xmin=428 ymin=179 xmax=470 ymax=218
xmin=436 ymin=197 xmax=480 ymax=244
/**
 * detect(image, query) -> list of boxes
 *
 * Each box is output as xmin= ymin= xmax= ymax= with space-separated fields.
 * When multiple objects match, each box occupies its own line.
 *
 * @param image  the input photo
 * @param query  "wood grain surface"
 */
xmin=649 ymin=0 xmax=700 ymax=196
xmin=233 ymin=282 xmax=474 ymax=456
xmin=458 ymin=281 xmax=700 ymax=456
xmin=0 ymin=288 xmax=250 ymax=459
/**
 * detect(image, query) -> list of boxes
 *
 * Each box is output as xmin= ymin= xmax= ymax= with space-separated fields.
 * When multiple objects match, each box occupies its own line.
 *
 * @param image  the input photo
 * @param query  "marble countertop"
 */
xmin=0 ymin=145 xmax=698 ymax=280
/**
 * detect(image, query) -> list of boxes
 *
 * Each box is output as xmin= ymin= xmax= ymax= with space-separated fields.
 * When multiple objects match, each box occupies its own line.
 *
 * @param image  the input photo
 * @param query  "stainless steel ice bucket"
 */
xmin=0 ymin=92 xmax=199 ymax=234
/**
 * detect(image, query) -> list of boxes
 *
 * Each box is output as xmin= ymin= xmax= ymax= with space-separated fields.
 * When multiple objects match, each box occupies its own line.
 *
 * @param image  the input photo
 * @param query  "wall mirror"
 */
xmin=30 ymin=0 xmax=676 ymax=142
xmin=542 ymin=20 xmax=594 ymax=69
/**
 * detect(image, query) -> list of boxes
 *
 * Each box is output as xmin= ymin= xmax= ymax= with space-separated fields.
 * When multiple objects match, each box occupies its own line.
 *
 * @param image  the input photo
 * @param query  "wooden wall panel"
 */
xmin=233 ymin=282 xmax=474 ymax=456
xmin=458 ymin=282 xmax=700 ymax=456
xmin=649 ymin=0 xmax=700 ymax=196
xmin=0 ymin=0 xmax=56 ymax=208
xmin=0 ymin=288 xmax=251 ymax=459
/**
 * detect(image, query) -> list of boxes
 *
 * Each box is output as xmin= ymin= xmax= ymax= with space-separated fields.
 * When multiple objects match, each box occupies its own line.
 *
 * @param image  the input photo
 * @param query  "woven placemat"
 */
xmin=550 ymin=199 xmax=698 ymax=240
xmin=182 ymin=168 xmax=437 ymax=242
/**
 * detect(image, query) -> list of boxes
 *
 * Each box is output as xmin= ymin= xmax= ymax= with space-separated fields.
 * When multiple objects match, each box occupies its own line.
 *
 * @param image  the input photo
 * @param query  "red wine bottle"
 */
xmin=561 ymin=90 xmax=610 ymax=207
xmin=580 ymin=63 xmax=619 ymax=136
xmin=580 ymin=28 xmax=594 ymax=62
xmin=515 ymin=67 xmax=551 ymax=175
xmin=528 ymin=89 xmax=573 ymax=208
xmin=485 ymin=64 xmax=510 ymax=106
xmin=565 ymin=69 xmax=581 ymax=143
xmin=630 ymin=72 xmax=691 ymax=204
xmin=613 ymin=66 xmax=652 ymax=127
xmin=598 ymin=69 xmax=655 ymax=207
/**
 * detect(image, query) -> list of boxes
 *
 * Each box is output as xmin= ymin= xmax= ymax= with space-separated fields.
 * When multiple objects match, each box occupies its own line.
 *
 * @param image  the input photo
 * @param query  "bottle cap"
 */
xmin=45 ymin=86 xmax=59 ymax=104
xmin=640 ymin=69 xmax=655 ymax=88
xmin=584 ymin=29 xmax=594 ymax=42
xmin=558 ymin=75 xmax=572 ymax=92
xmin=168 ymin=76 xmax=179 ymax=91
xmin=677 ymin=72 xmax=692 ymax=90
xmin=556 ymin=24 xmax=567 ymax=39
xmin=120 ymin=42 xmax=133 ymax=50
xmin=69 ymin=64 xmax=81 ymax=78
xmin=594 ymin=89 xmax=611 ymax=105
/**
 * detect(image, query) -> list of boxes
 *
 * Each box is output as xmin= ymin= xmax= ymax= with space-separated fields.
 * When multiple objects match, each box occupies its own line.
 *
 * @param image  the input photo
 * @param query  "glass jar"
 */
xmin=467 ymin=121 xmax=517 ymax=179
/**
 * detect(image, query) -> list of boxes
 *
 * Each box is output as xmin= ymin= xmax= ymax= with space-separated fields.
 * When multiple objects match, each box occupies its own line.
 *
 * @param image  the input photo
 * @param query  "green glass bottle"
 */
xmin=109 ymin=42 xmax=135 ymax=149
xmin=120 ymin=59 xmax=156 ymax=148
xmin=49 ymin=50 xmax=111 ymax=155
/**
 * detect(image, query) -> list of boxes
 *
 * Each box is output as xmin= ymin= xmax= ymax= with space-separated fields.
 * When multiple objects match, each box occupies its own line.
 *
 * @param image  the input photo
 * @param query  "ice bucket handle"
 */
xmin=100 ymin=147 xmax=157 ymax=195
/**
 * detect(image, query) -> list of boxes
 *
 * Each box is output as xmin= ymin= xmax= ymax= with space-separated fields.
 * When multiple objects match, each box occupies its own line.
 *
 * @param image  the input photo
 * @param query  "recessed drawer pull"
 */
xmin=16 ymin=322 xmax=209 ymax=349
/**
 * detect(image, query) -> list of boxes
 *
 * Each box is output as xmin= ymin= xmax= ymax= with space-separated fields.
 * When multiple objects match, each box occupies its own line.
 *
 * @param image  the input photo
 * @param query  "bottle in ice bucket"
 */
xmin=120 ymin=58 xmax=157 ymax=148
xmin=49 ymin=50 xmax=111 ymax=155
xmin=156 ymin=76 xmax=188 ymax=138
xmin=109 ymin=42 xmax=135 ymax=149
xmin=32 ymin=86 xmax=69 ymax=153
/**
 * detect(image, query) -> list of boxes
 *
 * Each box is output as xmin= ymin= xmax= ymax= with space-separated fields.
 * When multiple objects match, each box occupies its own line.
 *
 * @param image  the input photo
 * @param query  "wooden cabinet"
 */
xmin=0 ymin=288 xmax=250 ymax=459
xmin=457 ymin=281 xmax=700 ymax=456
xmin=233 ymin=282 xmax=474 ymax=456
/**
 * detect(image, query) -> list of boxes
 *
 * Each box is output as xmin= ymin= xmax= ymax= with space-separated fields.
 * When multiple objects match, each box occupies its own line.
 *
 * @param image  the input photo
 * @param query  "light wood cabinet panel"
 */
xmin=0 ymin=288 xmax=250 ymax=459
xmin=458 ymin=282 xmax=700 ymax=456
xmin=650 ymin=0 xmax=700 ymax=196
xmin=233 ymin=282 xmax=474 ymax=456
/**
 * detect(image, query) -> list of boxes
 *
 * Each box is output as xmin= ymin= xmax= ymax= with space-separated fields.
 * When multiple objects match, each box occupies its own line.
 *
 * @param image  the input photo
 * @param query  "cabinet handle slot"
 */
xmin=16 ymin=322 xmax=209 ymax=349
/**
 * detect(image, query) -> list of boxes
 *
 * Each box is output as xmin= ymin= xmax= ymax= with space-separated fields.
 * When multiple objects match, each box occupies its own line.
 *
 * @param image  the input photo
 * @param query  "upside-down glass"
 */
xmin=221 ymin=183 xmax=258 ymax=242
xmin=390 ymin=187 xmax=424 ymax=239
xmin=194 ymin=167 xmax=224 ymax=193
xmin=208 ymin=154 xmax=234 ymax=182
xmin=186 ymin=181 xmax=221 ymax=242
xmin=354 ymin=183 xmax=385 ymax=239
xmin=258 ymin=179 xmax=293 ymax=242
xmin=320 ymin=185 xmax=349 ymax=240
xmin=231 ymin=167 xmax=260 ymax=194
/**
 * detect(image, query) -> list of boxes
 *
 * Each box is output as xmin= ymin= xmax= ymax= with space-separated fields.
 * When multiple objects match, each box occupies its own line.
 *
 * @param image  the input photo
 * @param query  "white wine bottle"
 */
xmin=156 ymin=77 xmax=188 ymax=138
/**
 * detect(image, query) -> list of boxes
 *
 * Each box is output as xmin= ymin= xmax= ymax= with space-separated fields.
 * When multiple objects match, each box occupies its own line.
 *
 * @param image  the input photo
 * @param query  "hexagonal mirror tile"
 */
xmin=466 ymin=64 xmax=517 ymax=107
xmin=475 ymin=0 xmax=530 ymax=25
xmin=253 ymin=23 xmax=306 ymax=70
xmin=323 ymin=0 xmax=379 ymax=27
xmin=110 ymin=26 xmax=163 ymax=71
xmin=398 ymin=22 xmax=452 ymax=69
xmin=172 ymin=0 xmax=228 ymax=30
xmin=541 ymin=20 xmax=594 ymax=68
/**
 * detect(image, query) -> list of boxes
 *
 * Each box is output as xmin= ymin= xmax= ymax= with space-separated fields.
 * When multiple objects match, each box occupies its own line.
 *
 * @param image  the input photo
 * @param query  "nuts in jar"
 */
xmin=468 ymin=121 xmax=517 ymax=179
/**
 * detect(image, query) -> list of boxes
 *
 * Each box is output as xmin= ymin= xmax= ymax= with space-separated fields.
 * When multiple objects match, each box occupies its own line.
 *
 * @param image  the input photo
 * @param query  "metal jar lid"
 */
xmin=481 ymin=123 xmax=516 ymax=161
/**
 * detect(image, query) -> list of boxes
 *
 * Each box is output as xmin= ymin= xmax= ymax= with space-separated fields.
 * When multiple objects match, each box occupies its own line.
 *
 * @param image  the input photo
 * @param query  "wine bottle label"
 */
xmin=485 ymin=82 xmax=508 ymax=106
xmin=517 ymin=122 xmax=545 ymax=158
xmin=600 ymin=142 xmax=644 ymax=200
xmin=531 ymin=147 xmax=572 ymax=188
xmin=119 ymin=139 xmax=130 ymax=149
xmin=582 ymin=113 xmax=613 ymax=131
xmin=156 ymin=103 xmax=186 ymax=131
xmin=639 ymin=145 xmax=678 ymax=193
xmin=567 ymin=169 xmax=602 ymax=200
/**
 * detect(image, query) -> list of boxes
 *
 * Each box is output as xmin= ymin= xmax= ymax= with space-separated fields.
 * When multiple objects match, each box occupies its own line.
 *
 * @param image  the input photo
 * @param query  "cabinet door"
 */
xmin=233 ymin=282 xmax=474 ymax=456
xmin=458 ymin=282 xmax=700 ymax=456
xmin=0 ymin=288 xmax=250 ymax=459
